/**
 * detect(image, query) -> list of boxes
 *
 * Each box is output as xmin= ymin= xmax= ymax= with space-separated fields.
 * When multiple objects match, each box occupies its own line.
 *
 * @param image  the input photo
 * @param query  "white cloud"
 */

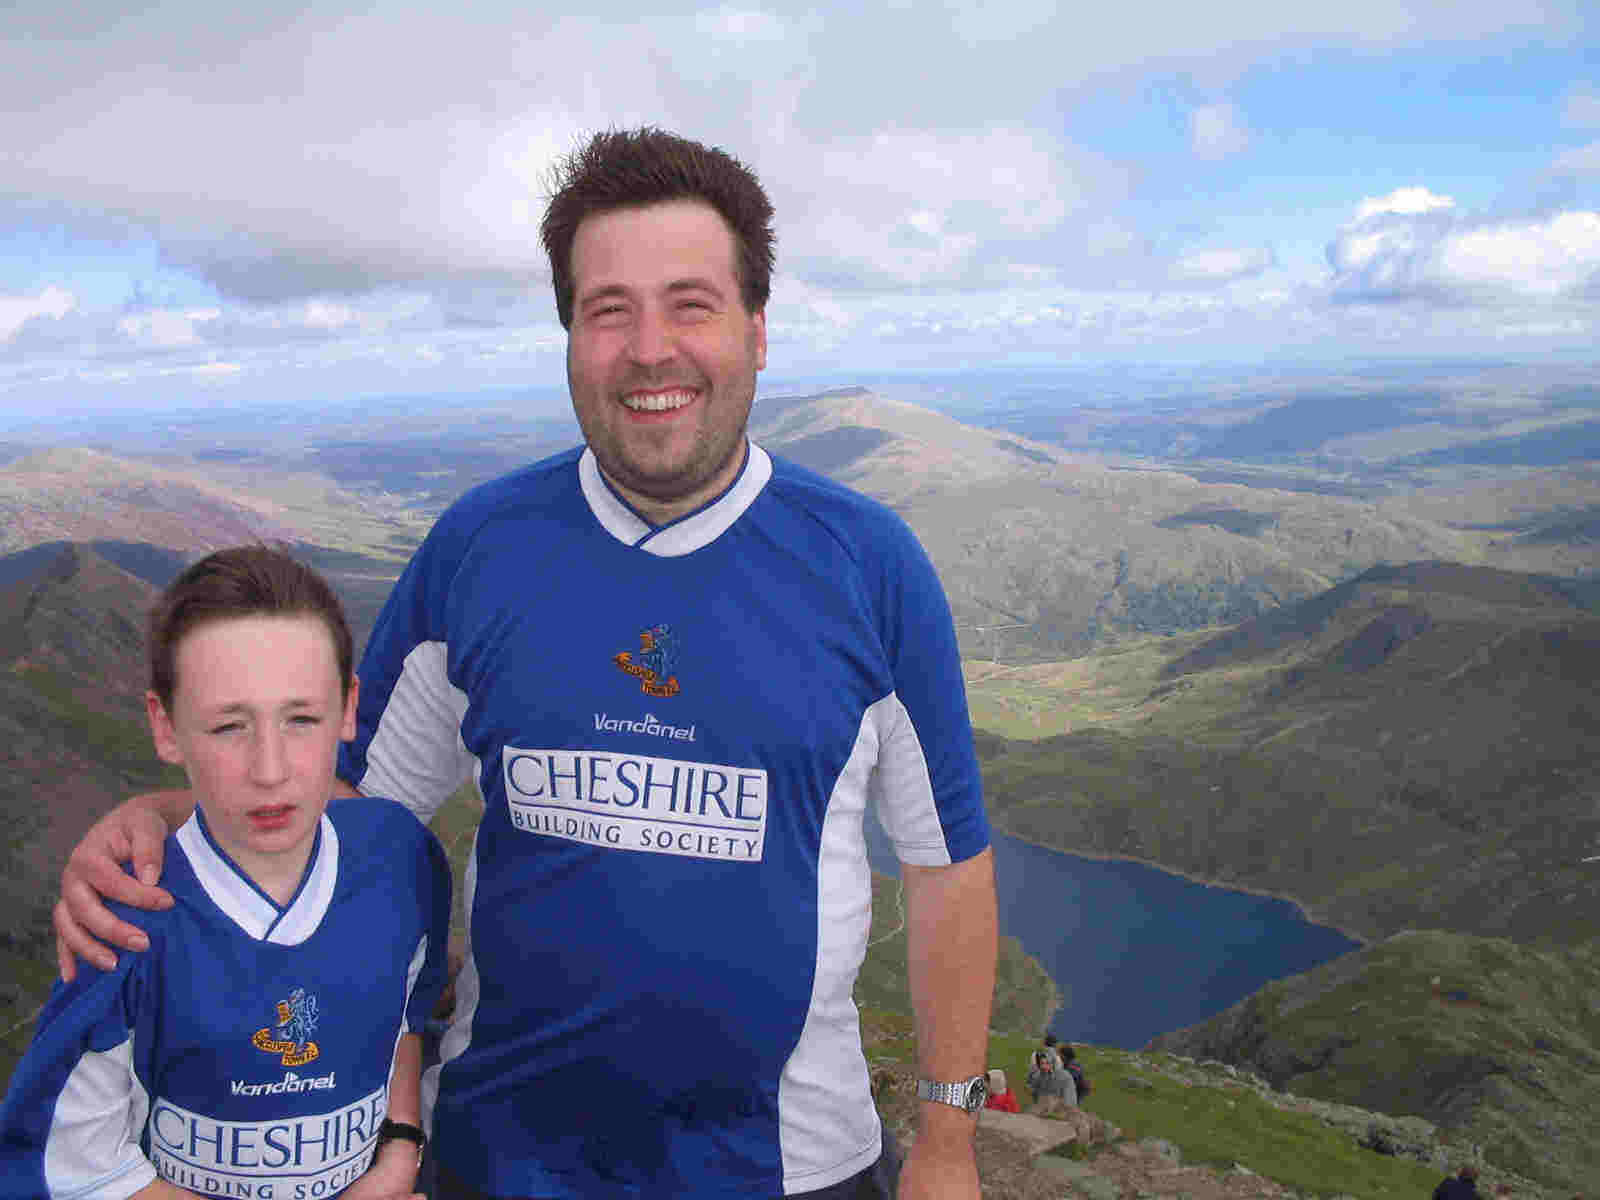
xmin=786 ymin=126 xmax=1096 ymax=289
xmin=1190 ymin=103 xmax=1250 ymax=161
xmin=0 ymin=286 xmax=74 ymax=340
xmin=1355 ymin=186 xmax=1457 ymax=220
xmin=1171 ymin=246 xmax=1275 ymax=284
xmin=116 ymin=307 xmax=219 ymax=349
xmin=1435 ymin=212 xmax=1600 ymax=297
xmin=1329 ymin=198 xmax=1600 ymax=303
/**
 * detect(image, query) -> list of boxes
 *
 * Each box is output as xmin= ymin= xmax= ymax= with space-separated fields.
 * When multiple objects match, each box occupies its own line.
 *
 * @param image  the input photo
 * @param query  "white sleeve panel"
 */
xmin=870 ymin=692 xmax=955 ymax=868
xmin=43 ymin=1039 xmax=156 ymax=1200
xmin=400 ymin=934 xmax=429 ymax=1036
xmin=779 ymin=703 xmax=880 ymax=1193
xmin=358 ymin=640 xmax=474 ymax=824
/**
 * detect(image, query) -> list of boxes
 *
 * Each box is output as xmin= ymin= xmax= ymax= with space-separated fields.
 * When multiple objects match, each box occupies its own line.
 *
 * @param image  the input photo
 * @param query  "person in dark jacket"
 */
xmin=1059 ymin=1043 xmax=1089 ymax=1100
xmin=1433 ymin=1165 xmax=1481 ymax=1200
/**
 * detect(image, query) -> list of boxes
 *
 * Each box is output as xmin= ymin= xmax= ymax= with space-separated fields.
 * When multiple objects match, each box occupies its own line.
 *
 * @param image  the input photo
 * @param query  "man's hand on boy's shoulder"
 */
xmin=54 ymin=791 xmax=182 ymax=982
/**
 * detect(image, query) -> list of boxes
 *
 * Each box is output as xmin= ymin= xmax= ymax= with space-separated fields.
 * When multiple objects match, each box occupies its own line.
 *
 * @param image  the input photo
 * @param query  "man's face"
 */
xmin=566 ymin=199 xmax=767 ymax=524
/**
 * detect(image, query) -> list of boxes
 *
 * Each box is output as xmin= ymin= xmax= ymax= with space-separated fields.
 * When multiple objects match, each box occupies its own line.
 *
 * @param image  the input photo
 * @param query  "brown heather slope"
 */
xmin=0 ymin=545 xmax=180 ymax=1084
xmin=0 ymin=447 xmax=299 ymax=555
xmin=751 ymin=388 xmax=1600 ymax=659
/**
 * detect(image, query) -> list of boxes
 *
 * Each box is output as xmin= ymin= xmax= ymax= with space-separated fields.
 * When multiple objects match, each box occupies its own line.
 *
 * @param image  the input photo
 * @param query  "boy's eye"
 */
xmin=208 ymin=722 xmax=244 ymax=735
xmin=289 ymin=714 xmax=322 ymax=727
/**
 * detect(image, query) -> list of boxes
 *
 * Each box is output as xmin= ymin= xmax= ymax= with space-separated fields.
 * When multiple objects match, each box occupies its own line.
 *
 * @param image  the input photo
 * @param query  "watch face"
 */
xmin=965 ymin=1075 xmax=989 ymax=1113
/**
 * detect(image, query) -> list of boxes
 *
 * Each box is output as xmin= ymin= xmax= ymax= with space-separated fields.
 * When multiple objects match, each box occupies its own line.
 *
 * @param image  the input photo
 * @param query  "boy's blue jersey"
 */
xmin=0 ymin=797 xmax=450 ymax=1200
xmin=340 ymin=443 xmax=990 ymax=1197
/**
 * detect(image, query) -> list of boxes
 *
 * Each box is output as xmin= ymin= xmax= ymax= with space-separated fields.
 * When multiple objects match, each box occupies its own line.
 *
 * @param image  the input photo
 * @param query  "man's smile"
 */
xmin=621 ymin=388 xmax=697 ymax=413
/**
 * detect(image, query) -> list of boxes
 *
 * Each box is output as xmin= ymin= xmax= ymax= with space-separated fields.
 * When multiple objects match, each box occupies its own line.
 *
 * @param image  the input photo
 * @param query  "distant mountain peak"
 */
xmin=750 ymin=385 xmax=1069 ymax=502
xmin=0 ymin=541 xmax=155 ymax=694
xmin=0 ymin=445 xmax=295 ymax=557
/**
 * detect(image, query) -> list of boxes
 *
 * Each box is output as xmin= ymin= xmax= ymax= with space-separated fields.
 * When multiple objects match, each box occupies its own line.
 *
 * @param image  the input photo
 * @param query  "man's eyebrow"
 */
xmin=663 ymin=277 xmax=726 ymax=295
xmin=577 ymin=277 xmax=727 ymax=305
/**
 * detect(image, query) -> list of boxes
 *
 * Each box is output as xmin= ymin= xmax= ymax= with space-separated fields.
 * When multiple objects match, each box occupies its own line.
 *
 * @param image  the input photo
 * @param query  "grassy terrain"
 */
xmin=18 ymin=665 xmax=174 ymax=778
xmin=962 ymin=627 xmax=1284 ymax=742
xmin=859 ymin=1012 xmax=1464 ymax=1198
xmin=1150 ymin=930 xmax=1600 ymax=1191
xmin=1070 ymin=1052 xmax=1446 ymax=1199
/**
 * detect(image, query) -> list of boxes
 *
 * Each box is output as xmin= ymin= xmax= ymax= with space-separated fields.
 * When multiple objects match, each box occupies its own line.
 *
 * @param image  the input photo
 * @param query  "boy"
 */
xmin=0 ymin=546 xmax=451 ymax=1199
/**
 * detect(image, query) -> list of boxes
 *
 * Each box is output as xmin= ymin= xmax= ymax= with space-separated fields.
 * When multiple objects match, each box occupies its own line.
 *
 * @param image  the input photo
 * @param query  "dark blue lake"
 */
xmin=866 ymin=818 xmax=1361 ymax=1050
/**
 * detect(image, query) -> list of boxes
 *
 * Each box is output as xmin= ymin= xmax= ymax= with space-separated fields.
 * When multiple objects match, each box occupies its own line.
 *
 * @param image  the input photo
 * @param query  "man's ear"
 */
xmin=751 ymin=308 xmax=767 ymax=372
xmin=146 ymin=691 xmax=184 ymax=766
xmin=339 ymin=676 xmax=360 ymax=742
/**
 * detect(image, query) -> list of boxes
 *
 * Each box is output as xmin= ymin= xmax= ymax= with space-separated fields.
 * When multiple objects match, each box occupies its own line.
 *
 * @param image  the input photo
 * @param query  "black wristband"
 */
xmin=374 ymin=1118 xmax=426 ymax=1167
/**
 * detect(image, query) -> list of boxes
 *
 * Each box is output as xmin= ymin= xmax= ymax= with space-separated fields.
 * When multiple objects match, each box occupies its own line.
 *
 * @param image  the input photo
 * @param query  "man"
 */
xmin=54 ymin=128 xmax=997 ymax=1199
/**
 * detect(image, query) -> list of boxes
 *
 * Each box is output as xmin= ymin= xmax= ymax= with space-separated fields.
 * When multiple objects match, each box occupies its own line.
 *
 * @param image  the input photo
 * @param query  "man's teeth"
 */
xmin=623 ymin=390 xmax=695 ymax=412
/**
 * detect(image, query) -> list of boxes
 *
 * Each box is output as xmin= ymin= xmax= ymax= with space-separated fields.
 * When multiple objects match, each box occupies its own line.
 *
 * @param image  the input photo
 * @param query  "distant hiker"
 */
xmin=1059 ymin=1042 xmax=1091 ymax=1100
xmin=1027 ymin=1050 xmax=1077 ymax=1105
xmin=983 ymin=1068 xmax=1021 ymax=1113
xmin=1434 ymin=1165 xmax=1481 ymax=1200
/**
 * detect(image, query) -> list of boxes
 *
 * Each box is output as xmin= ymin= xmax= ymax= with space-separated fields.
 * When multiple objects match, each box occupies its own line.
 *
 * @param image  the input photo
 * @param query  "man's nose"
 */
xmin=627 ymin=306 xmax=676 ymax=366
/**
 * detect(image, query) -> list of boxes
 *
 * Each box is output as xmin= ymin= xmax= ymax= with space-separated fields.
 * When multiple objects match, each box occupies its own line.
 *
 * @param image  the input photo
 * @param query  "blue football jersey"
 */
xmin=342 ymin=443 xmax=989 ymax=1197
xmin=0 ymin=797 xmax=450 ymax=1200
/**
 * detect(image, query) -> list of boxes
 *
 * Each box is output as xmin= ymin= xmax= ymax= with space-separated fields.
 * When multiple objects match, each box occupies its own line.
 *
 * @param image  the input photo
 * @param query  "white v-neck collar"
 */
xmin=578 ymin=441 xmax=772 ymax=556
xmin=176 ymin=810 xmax=340 ymax=945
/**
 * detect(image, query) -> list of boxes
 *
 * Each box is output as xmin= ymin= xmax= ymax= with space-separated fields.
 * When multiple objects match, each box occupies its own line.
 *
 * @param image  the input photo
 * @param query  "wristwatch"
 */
xmin=915 ymin=1074 xmax=988 ymax=1114
xmin=373 ymin=1118 xmax=426 ymax=1169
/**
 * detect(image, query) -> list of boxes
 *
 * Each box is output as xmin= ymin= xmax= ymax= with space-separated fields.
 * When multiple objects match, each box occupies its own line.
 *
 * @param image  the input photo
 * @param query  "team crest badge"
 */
xmin=615 ymin=624 xmax=681 ymax=697
xmin=252 ymin=987 xmax=321 ymax=1067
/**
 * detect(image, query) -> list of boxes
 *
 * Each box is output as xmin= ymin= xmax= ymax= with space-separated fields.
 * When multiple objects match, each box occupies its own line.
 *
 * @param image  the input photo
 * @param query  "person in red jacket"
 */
xmin=983 ymin=1068 xmax=1021 ymax=1113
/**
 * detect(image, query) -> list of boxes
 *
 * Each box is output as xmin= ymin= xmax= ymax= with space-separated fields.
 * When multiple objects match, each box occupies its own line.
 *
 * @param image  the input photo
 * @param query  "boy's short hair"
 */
xmin=148 ymin=544 xmax=354 ymax=710
xmin=540 ymin=126 xmax=776 ymax=329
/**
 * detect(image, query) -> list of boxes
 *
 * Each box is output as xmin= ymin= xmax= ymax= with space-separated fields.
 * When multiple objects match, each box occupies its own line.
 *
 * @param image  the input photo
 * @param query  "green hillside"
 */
xmin=973 ymin=562 xmax=1600 ymax=948
xmin=1148 ymin=931 xmax=1600 ymax=1192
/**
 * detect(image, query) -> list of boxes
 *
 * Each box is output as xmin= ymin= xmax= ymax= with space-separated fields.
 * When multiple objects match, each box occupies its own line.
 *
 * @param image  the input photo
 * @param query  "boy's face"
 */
xmin=146 ymin=614 xmax=356 ymax=884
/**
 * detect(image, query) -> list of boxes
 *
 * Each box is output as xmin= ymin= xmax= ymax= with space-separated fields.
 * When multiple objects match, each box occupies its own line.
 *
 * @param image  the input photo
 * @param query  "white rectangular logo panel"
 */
xmin=502 ymin=746 xmax=767 ymax=862
xmin=147 ymin=1086 xmax=386 ymax=1197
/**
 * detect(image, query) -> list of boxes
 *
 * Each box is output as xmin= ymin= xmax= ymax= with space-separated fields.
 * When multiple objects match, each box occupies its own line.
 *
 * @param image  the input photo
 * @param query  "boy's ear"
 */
xmin=339 ymin=675 xmax=359 ymax=742
xmin=145 ymin=691 xmax=185 ymax=766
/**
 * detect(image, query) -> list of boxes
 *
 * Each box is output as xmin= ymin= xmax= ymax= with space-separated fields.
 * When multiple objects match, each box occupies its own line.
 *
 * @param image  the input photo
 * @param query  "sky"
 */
xmin=2 ymin=1 xmax=1599 ymax=417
